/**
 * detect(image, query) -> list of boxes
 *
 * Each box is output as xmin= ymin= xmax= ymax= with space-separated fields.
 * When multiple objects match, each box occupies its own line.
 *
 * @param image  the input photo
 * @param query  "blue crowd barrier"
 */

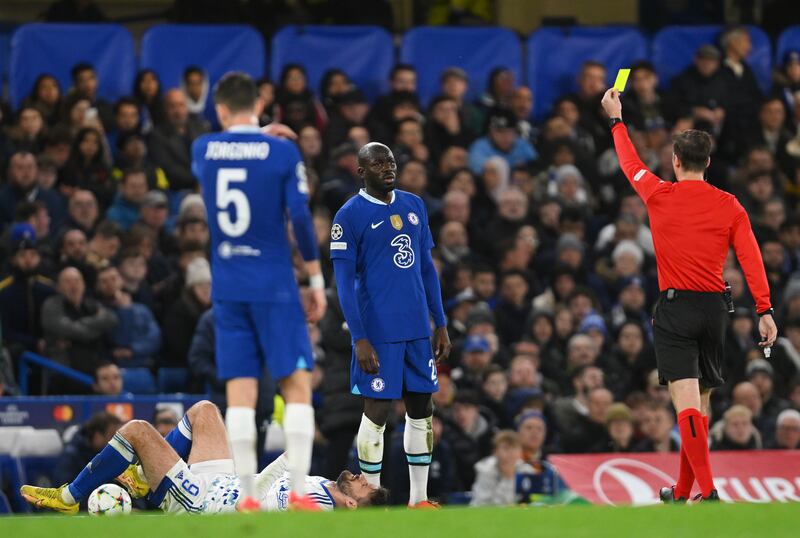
xmin=271 ymin=25 xmax=393 ymax=102
xmin=401 ymin=26 xmax=522 ymax=106
xmin=776 ymin=25 xmax=800 ymax=64
xmin=140 ymin=24 xmax=266 ymax=125
xmin=18 ymin=352 xmax=94 ymax=396
xmin=8 ymin=23 xmax=135 ymax=109
xmin=652 ymin=25 xmax=772 ymax=92
xmin=527 ymin=26 xmax=648 ymax=120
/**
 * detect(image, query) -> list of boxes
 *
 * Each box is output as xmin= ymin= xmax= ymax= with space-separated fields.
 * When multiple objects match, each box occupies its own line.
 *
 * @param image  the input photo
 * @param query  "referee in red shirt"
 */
xmin=601 ymin=88 xmax=777 ymax=502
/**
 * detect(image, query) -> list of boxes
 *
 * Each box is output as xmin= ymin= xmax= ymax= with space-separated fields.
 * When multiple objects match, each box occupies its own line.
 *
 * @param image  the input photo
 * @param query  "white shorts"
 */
xmin=159 ymin=459 xmax=241 ymax=514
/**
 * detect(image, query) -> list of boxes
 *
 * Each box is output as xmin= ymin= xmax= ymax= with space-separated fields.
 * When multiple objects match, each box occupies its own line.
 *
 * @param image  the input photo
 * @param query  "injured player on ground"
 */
xmin=20 ymin=400 xmax=389 ymax=514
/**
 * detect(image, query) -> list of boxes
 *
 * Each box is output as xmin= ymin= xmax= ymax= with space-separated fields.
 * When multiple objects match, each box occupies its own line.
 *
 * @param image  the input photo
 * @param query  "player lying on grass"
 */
xmin=21 ymin=400 xmax=388 ymax=514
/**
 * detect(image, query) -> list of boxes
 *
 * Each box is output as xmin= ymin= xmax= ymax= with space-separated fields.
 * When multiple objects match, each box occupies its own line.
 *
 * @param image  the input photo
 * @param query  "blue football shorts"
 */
xmin=350 ymin=337 xmax=438 ymax=399
xmin=214 ymin=300 xmax=313 ymax=381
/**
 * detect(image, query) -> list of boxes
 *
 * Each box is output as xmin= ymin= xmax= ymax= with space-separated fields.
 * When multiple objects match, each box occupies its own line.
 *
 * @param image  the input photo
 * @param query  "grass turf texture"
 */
xmin=3 ymin=503 xmax=799 ymax=538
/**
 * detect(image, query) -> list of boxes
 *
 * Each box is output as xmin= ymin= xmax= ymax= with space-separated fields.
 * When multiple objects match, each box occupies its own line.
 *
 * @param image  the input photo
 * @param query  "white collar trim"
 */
xmin=226 ymin=124 xmax=261 ymax=133
xmin=358 ymin=188 xmax=395 ymax=205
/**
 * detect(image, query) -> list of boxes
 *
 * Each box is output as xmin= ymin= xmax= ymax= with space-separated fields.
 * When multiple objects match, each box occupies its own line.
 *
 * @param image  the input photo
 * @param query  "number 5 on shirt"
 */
xmin=217 ymin=168 xmax=251 ymax=237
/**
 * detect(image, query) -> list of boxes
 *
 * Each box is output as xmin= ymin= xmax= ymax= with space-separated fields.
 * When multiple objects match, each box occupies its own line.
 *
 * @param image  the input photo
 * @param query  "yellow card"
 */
xmin=613 ymin=68 xmax=631 ymax=92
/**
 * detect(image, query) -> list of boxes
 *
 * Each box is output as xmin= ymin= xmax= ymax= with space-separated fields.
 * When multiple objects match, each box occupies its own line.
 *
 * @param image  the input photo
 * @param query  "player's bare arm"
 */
xmin=433 ymin=327 xmax=451 ymax=364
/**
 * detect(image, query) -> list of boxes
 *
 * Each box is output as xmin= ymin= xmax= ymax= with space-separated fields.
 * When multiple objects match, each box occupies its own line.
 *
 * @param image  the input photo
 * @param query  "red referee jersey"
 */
xmin=611 ymin=123 xmax=771 ymax=313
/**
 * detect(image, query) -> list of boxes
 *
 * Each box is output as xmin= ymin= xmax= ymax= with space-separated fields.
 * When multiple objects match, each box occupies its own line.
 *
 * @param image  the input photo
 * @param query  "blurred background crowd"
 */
xmin=1 ymin=1 xmax=800 ymax=507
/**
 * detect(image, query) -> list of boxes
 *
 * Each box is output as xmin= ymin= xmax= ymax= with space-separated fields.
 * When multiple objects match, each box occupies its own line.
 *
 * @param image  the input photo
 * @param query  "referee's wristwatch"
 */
xmin=758 ymin=307 xmax=775 ymax=317
xmin=608 ymin=117 xmax=623 ymax=128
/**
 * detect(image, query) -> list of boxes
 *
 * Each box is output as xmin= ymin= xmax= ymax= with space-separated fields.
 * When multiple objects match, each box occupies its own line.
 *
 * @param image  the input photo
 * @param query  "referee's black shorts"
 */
xmin=652 ymin=289 xmax=728 ymax=388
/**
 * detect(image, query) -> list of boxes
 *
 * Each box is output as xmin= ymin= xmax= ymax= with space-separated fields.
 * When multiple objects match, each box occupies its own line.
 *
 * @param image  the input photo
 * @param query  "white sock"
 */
xmin=357 ymin=414 xmax=385 ymax=487
xmin=61 ymin=486 xmax=76 ymax=504
xmin=225 ymin=406 xmax=257 ymax=495
xmin=283 ymin=403 xmax=314 ymax=496
xmin=404 ymin=414 xmax=433 ymax=505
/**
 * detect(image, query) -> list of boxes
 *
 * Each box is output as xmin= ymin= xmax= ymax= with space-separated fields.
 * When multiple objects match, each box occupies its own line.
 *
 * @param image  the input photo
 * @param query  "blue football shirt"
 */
xmin=330 ymin=189 xmax=434 ymax=343
xmin=192 ymin=125 xmax=311 ymax=303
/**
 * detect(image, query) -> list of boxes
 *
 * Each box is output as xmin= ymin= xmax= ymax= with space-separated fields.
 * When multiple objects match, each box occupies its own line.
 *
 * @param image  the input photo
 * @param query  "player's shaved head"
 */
xmin=357 ymin=142 xmax=392 ymax=167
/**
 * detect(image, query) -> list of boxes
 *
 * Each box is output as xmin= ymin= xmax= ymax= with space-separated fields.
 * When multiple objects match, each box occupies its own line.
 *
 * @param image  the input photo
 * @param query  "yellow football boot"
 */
xmin=20 ymin=484 xmax=79 ymax=514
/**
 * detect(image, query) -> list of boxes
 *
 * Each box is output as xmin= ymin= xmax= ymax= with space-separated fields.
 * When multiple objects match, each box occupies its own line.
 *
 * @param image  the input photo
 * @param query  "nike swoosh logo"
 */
xmin=371 ymin=221 xmax=384 ymax=229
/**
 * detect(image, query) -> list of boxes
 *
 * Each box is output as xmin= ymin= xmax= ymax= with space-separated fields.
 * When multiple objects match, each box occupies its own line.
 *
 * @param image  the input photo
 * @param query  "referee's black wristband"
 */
xmin=758 ymin=308 xmax=774 ymax=317
xmin=608 ymin=117 xmax=623 ymax=128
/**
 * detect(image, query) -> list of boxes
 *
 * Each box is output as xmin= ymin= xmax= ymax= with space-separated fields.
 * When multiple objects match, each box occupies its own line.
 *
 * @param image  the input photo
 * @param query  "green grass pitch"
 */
xmin=3 ymin=503 xmax=799 ymax=538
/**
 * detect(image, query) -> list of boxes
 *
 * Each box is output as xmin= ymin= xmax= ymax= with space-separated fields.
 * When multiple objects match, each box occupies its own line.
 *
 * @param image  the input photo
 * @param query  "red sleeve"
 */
xmin=611 ymin=122 xmax=669 ymax=204
xmin=730 ymin=199 xmax=772 ymax=313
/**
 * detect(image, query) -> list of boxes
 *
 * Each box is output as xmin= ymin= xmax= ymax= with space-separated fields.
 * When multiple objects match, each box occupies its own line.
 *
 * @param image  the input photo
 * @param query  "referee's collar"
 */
xmin=358 ymin=188 xmax=395 ymax=205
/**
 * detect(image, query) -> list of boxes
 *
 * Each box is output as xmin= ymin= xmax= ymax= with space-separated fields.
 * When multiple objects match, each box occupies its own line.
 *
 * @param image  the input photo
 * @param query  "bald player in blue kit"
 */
xmin=191 ymin=72 xmax=326 ymax=510
xmin=330 ymin=142 xmax=451 ymax=507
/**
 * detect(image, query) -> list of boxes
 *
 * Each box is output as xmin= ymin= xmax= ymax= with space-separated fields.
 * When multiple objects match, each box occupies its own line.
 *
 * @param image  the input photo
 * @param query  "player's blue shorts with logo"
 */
xmin=350 ymin=337 xmax=438 ymax=399
xmin=214 ymin=300 xmax=313 ymax=380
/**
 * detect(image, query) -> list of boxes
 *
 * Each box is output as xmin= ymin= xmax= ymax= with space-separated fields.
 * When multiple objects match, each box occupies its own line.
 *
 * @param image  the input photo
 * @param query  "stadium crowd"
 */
xmin=1 ymin=25 xmax=800 ymax=506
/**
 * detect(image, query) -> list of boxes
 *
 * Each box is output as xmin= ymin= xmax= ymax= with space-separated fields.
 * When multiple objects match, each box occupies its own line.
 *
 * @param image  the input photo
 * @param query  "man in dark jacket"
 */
xmin=666 ymin=45 xmax=727 ymax=134
xmin=147 ymin=89 xmax=209 ymax=191
xmin=41 ymin=266 xmax=117 ymax=393
xmin=0 ymin=224 xmax=56 ymax=359
xmin=0 ymin=151 xmax=64 ymax=231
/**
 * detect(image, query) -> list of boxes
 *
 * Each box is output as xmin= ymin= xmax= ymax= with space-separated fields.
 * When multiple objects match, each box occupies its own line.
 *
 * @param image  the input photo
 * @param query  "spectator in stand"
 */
xmin=162 ymin=257 xmax=211 ymax=380
xmin=480 ymin=364 xmax=511 ymax=428
xmin=92 ymin=361 xmax=123 ymax=396
xmin=746 ymin=359 xmax=791 ymax=428
xmin=152 ymin=407 xmax=180 ymax=437
xmin=634 ymin=403 xmax=678 ymax=452
xmin=325 ymin=88 xmax=370 ymax=150
xmin=494 ymin=270 xmax=531 ymax=345
xmin=477 ymin=67 xmax=515 ymax=114
xmin=470 ymin=430 xmax=535 ymax=506
xmin=133 ymin=69 xmax=164 ymax=131
xmin=60 ymin=127 xmax=113 ymax=209
xmin=621 ymin=61 xmax=667 ymax=133
xmin=560 ymin=387 xmax=612 ymax=453
xmin=468 ymin=108 xmax=537 ymax=174
xmin=52 ymin=412 xmax=122 ymax=487
xmin=667 ymin=45 xmax=726 ymax=135
xmin=603 ymin=321 xmax=655 ymax=400
xmin=0 ymin=151 xmax=65 ymax=231
xmin=732 ymin=380 xmax=775 ymax=442
xmin=114 ymin=132 xmax=167 ymax=190
xmin=747 ymin=97 xmax=794 ymax=176
xmin=182 ymin=66 xmax=209 ymax=122
xmin=443 ymin=390 xmax=495 ymax=491
xmin=274 ymin=64 xmax=326 ymax=133
xmin=95 ymin=265 xmax=160 ymax=368
xmin=598 ymin=403 xmax=636 ymax=452
xmin=148 ymin=89 xmax=209 ymax=191
xmin=719 ymin=27 xmax=763 ymax=155
xmin=0 ymin=224 xmax=56 ymax=358
xmin=552 ymin=364 xmax=604 ymax=436
xmin=106 ymin=97 xmax=140 ymax=161
xmin=393 ymin=118 xmax=429 ymax=165
xmin=516 ymin=410 xmax=549 ymax=464
xmin=370 ymin=64 xmax=418 ymax=137
xmin=320 ymin=141 xmax=360 ymax=214
xmin=57 ymin=228 xmax=95 ymax=287
xmin=711 ymin=404 xmax=761 ymax=450
xmin=7 ymin=106 xmax=47 ymax=155
xmin=566 ymin=61 xmax=610 ymax=154
xmin=767 ymin=409 xmax=800 ymax=449
xmin=298 ymin=125 xmax=324 ymax=178
xmin=437 ymin=67 xmax=482 ymax=138
xmin=68 ymin=63 xmax=113 ymax=131
xmin=41 ymin=267 xmax=117 ymax=392
xmin=22 ymin=74 xmax=62 ymax=126
xmin=86 ymin=220 xmax=121 ymax=274
xmin=106 ymin=167 xmax=149 ymax=230
xmin=319 ymin=69 xmax=353 ymax=115
xmin=452 ymin=334 xmax=492 ymax=391
xmin=137 ymin=190 xmax=176 ymax=257
xmin=425 ymin=96 xmax=473 ymax=170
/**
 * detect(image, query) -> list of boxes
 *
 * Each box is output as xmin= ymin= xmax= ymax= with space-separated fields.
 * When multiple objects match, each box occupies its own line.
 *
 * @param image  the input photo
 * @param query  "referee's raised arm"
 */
xmin=600 ymin=86 xmax=777 ymax=504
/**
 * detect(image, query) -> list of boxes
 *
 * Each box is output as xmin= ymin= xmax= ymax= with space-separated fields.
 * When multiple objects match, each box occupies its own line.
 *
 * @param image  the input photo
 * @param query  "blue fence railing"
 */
xmin=17 ymin=352 xmax=95 ymax=396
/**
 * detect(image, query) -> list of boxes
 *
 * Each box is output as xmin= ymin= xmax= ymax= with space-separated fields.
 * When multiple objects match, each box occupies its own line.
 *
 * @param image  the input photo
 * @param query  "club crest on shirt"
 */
xmin=407 ymin=212 xmax=419 ymax=225
xmin=331 ymin=223 xmax=343 ymax=240
xmin=371 ymin=377 xmax=386 ymax=392
xmin=390 ymin=214 xmax=403 ymax=230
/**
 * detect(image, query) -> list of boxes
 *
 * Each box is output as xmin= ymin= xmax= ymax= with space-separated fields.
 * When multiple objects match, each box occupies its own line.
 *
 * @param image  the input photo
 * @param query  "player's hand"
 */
xmin=355 ymin=339 xmax=380 ymax=374
xmin=601 ymin=88 xmax=622 ymax=119
xmin=262 ymin=122 xmax=297 ymax=140
xmin=306 ymin=287 xmax=327 ymax=324
xmin=433 ymin=327 xmax=451 ymax=365
xmin=758 ymin=314 xmax=778 ymax=348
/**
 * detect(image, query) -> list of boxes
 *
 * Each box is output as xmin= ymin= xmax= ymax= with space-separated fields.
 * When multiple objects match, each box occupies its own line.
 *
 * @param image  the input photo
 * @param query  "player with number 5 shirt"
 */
xmin=331 ymin=142 xmax=450 ymax=508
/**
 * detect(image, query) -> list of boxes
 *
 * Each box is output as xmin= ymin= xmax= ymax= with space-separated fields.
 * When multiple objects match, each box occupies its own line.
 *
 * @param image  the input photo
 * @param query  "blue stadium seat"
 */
xmin=157 ymin=367 xmax=189 ymax=393
xmin=776 ymin=25 xmax=800 ymax=65
xmin=8 ymin=23 xmax=135 ymax=109
xmin=270 ymin=25 xmax=393 ymax=102
xmin=121 ymin=368 xmax=156 ymax=395
xmin=526 ymin=26 xmax=648 ymax=121
xmin=400 ymin=26 xmax=522 ymax=106
xmin=652 ymin=25 xmax=772 ymax=92
xmin=140 ymin=24 xmax=266 ymax=125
